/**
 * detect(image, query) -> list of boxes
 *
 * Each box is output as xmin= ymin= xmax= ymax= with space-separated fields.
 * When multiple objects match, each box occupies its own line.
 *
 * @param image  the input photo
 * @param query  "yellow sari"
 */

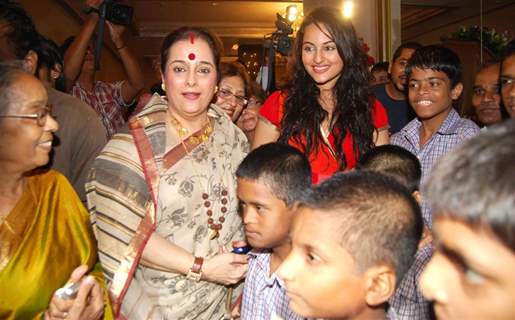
xmin=0 ymin=170 xmax=112 ymax=319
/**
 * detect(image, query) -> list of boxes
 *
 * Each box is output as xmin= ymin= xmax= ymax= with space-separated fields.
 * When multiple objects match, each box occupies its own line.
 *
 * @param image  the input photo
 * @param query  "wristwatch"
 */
xmin=186 ymin=256 xmax=204 ymax=282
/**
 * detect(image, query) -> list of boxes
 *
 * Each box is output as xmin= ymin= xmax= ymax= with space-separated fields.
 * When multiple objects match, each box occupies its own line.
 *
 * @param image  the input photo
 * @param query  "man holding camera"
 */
xmin=63 ymin=0 xmax=144 ymax=138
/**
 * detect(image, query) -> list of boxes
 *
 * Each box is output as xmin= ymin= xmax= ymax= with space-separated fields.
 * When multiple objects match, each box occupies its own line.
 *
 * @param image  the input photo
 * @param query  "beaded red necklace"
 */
xmin=168 ymin=112 xmax=228 ymax=240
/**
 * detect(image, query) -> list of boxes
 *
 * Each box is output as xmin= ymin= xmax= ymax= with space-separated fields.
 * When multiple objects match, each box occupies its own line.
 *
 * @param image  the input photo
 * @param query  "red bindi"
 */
xmin=188 ymin=53 xmax=196 ymax=60
xmin=189 ymin=33 xmax=195 ymax=44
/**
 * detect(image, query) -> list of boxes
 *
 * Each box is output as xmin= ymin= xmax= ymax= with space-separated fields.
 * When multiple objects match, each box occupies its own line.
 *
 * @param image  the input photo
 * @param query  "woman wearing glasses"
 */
xmin=0 ymin=64 xmax=110 ymax=319
xmin=87 ymin=27 xmax=249 ymax=319
xmin=215 ymin=62 xmax=250 ymax=123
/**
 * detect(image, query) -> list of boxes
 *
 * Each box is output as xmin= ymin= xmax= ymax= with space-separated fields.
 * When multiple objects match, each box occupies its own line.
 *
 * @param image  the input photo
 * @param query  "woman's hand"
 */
xmin=251 ymin=118 xmax=280 ymax=150
xmin=202 ymin=249 xmax=249 ymax=285
xmin=46 ymin=265 xmax=104 ymax=320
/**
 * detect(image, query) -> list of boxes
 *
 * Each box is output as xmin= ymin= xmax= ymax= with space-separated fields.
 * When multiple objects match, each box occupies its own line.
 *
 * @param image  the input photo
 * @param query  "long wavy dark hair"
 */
xmin=278 ymin=7 xmax=375 ymax=169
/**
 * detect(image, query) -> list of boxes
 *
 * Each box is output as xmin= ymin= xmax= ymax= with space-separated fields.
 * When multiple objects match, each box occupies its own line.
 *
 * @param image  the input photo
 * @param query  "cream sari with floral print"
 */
xmin=87 ymin=94 xmax=248 ymax=319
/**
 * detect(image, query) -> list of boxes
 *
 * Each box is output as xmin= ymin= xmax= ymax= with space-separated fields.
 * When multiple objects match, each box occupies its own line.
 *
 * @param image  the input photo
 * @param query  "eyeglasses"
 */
xmin=217 ymin=88 xmax=248 ymax=106
xmin=0 ymin=105 xmax=53 ymax=127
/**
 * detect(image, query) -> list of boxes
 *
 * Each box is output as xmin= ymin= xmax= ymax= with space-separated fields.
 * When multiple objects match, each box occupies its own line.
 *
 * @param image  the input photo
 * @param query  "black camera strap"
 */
xmin=94 ymin=2 xmax=107 ymax=71
xmin=266 ymin=45 xmax=275 ymax=93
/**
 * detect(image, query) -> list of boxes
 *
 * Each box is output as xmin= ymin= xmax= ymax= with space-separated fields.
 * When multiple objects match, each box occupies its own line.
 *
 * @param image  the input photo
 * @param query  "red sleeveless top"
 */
xmin=260 ymin=91 xmax=389 ymax=183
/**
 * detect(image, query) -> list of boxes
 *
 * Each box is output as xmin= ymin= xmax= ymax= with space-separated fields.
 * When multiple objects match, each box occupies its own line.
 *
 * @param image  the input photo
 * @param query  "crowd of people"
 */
xmin=0 ymin=1 xmax=514 ymax=319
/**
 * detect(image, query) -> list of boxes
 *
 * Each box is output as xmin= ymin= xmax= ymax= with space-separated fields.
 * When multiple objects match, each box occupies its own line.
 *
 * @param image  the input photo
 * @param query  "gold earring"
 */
xmin=161 ymin=83 xmax=166 ymax=92
xmin=214 ymin=85 xmax=218 ymax=93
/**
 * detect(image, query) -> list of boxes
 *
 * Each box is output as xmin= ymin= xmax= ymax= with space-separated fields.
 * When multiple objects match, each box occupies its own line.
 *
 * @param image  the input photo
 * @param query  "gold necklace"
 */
xmin=168 ymin=113 xmax=213 ymax=149
xmin=168 ymin=112 xmax=227 ymax=240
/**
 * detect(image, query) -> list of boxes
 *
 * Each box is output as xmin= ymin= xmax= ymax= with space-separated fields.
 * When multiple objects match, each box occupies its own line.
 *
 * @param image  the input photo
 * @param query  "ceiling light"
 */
xmin=342 ymin=1 xmax=353 ymax=19
xmin=286 ymin=5 xmax=298 ymax=22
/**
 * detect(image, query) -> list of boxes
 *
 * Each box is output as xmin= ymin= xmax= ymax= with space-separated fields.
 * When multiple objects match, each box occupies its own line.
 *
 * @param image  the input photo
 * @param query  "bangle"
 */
xmin=116 ymin=44 xmax=126 ymax=50
xmin=186 ymin=256 xmax=203 ymax=282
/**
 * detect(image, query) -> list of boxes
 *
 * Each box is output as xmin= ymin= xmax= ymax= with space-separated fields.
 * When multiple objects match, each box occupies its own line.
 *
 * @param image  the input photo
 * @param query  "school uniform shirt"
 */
xmin=386 ymin=306 xmax=400 ymax=320
xmin=391 ymin=108 xmax=480 ymax=228
xmin=389 ymin=244 xmax=433 ymax=320
xmin=241 ymin=250 xmax=303 ymax=320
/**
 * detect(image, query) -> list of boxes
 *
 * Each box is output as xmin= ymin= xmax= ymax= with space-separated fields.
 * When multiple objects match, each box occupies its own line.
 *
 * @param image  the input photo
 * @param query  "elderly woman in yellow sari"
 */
xmin=87 ymin=27 xmax=249 ymax=319
xmin=0 ymin=63 xmax=111 ymax=319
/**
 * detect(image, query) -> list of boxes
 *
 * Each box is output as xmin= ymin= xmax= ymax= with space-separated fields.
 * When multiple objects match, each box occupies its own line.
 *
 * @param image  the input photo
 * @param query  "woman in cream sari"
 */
xmin=87 ymin=27 xmax=249 ymax=319
xmin=0 ymin=63 xmax=109 ymax=319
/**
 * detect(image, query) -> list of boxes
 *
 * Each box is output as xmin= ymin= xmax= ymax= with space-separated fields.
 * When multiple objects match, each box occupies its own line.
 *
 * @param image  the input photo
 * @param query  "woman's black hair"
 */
xmin=219 ymin=62 xmax=250 ymax=97
xmin=34 ymin=34 xmax=65 ymax=91
xmin=159 ymin=27 xmax=223 ymax=82
xmin=278 ymin=7 xmax=375 ymax=169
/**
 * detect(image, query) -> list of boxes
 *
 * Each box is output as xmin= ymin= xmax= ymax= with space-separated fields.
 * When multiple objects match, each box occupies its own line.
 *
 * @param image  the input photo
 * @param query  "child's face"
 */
xmin=420 ymin=217 xmax=515 ymax=320
xmin=408 ymin=67 xmax=462 ymax=122
xmin=276 ymin=207 xmax=366 ymax=319
xmin=237 ymin=178 xmax=293 ymax=249
xmin=371 ymin=69 xmax=388 ymax=86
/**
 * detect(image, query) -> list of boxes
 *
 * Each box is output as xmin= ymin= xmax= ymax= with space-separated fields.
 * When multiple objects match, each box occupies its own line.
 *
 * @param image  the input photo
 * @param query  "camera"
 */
xmin=271 ymin=13 xmax=294 ymax=56
xmin=105 ymin=0 xmax=133 ymax=26
xmin=85 ymin=0 xmax=133 ymax=26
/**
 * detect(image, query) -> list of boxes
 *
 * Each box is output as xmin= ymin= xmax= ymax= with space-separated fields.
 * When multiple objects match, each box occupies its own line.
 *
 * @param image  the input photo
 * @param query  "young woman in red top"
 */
xmin=253 ymin=7 xmax=389 ymax=183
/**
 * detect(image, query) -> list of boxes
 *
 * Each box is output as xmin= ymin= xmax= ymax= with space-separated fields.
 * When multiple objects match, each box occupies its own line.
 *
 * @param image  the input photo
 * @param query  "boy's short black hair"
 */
xmin=371 ymin=61 xmax=389 ymax=73
xmin=236 ymin=143 xmax=311 ymax=207
xmin=406 ymin=45 xmax=462 ymax=89
xmin=392 ymin=42 xmax=422 ymax=63
xmin=424 ymin=119 xmax=515 ymax=251
xmin=357 ymin=145 xmax=421 ymax=193
xmin=301 ymin=171 xmax=422 ymax=285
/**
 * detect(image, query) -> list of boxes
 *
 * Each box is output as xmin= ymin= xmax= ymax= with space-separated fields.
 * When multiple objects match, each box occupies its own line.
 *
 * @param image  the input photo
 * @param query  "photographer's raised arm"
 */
xmin=62 ymin=0 xmax=102 ymax=92
xmin=107 ymin=21 xmax=145 ymax=103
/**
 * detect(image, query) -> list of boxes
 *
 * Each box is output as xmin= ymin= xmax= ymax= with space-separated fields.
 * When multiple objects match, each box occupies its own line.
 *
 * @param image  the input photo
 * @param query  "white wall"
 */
xmin=303 ymin=0 xmax=380 ymax=59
